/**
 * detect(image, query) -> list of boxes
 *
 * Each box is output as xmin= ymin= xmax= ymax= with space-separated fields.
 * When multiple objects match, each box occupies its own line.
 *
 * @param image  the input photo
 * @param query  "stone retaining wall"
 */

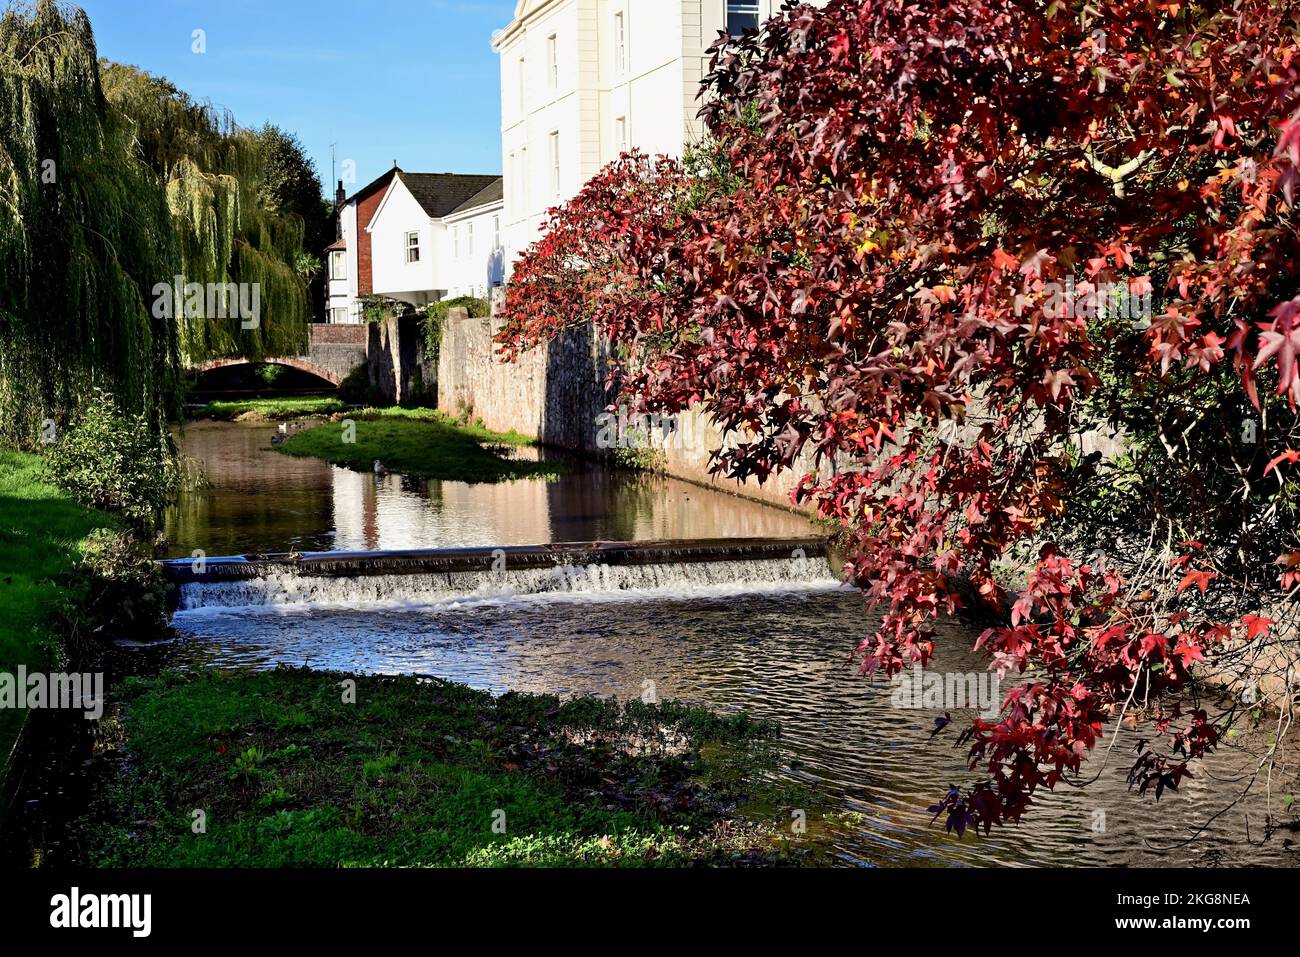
xmin=435 ymin=308 xmax=815 ymax=510
xmin=436 ymin=308 xmax=612 ymax=450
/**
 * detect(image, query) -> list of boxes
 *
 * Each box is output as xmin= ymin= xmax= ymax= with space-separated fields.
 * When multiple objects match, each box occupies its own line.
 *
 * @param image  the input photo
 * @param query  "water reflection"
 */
xmin=168 ymin=588 xmax=1297 ymax=868
xmin=165 ymin=421 xmax=814 ymax=557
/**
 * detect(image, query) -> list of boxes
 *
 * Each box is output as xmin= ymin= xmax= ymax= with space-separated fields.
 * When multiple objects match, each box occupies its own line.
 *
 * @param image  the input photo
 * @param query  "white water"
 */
xmin=173 ymin=556 xmax=843 ymax=617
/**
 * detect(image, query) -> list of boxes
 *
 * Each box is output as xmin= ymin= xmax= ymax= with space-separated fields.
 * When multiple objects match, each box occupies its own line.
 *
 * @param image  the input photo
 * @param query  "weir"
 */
xmin=161 ymin=537 xmax=831 ymax=584
xmin=161 ymin=537 xmax=839 ymax=613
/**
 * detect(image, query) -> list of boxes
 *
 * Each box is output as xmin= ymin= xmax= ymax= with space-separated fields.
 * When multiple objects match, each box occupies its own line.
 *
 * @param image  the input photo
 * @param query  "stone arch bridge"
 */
xmin=192 ymin=317 xmax=440 ymax=405
xmin=195 ymin=323 xmax=369 ymax=387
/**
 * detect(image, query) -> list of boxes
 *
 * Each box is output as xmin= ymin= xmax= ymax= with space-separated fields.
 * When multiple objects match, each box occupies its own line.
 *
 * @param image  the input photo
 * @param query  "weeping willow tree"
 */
xmin=101 ymin=62 xmax=312 ymax=362
xmin=0 ymin=1 xmax=180 ymax=447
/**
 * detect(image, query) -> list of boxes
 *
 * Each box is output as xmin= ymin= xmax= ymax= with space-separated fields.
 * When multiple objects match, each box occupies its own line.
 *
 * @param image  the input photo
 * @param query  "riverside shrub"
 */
xmin=45 ymin=389 xmax=176 ymax=529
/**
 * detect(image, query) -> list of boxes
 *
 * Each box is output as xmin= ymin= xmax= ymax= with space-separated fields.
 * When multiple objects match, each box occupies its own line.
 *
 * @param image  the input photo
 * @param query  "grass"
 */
xmin=274 ymin=408 xmax=568 ymax=483
xmin=0 ymin=450 xmax=113 ymax=778
xmin=194 ymin=397 xmax=346 ymax=421
xmin=75 ymin=668 xmax=796 ymax=867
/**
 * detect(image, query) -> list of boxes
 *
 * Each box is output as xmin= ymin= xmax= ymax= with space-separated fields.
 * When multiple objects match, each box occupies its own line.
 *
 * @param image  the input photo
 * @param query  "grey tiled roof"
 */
xmin=399 ymin=172 xmax=502 ymax=219
xmin=447 ymin=178 xmax=504 ymax=216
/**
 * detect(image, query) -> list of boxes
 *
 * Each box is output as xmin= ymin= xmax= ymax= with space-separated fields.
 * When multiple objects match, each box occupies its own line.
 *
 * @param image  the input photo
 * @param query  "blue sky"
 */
xmin=78 ymin=0 xmax=515 ymax=197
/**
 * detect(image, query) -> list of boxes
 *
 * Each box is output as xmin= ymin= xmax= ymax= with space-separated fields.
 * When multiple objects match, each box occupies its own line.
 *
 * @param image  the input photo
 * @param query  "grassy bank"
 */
xmin=76 ymin=668 xmax=795 ymax=867
xmin=0 ymin=450 xmax=113 ymax=778
xmin=275 ymin=408 xmax=567 ymax=483
xmin=194 ymin=397 xmax=346 ymax=421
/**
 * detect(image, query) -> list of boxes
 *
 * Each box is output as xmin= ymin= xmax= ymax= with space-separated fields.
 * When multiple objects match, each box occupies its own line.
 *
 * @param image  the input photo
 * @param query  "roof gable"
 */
xmin=365 ymin=173 xmax=504 ymax=233
xmin=364 ymin=176 xmax=413 ymax=234
xmin=495 ymin=0 xmax=560 ymax=47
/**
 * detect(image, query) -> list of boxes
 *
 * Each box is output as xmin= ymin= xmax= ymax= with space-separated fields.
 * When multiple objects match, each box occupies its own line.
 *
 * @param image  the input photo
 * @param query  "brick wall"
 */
xmin=356 ymin=189 xmax=387 ymax=296
xmin=309 ymin=323 xmax=368 ymax=345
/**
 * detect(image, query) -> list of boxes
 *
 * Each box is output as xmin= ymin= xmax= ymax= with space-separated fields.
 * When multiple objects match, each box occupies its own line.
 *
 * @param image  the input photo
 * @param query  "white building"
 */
xmin=368 ymin=172 xmax=503 ymax=306
xmin=325 ymin=167 xmax=504 ymax=322
xmin=491 ymin=0 xmax=806 ymax=266
xmin=439 ymin=180 xmax=507 ymax=299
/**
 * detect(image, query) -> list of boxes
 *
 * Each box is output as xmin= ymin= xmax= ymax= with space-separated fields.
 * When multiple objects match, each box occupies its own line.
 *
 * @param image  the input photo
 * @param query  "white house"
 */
xmin=491 ymin=0 xmax=817 ymax=267
xmin=325 ymin=167 xmax=503 ymax=321
xmin=367 ymin=171 xmax=503 ymax=307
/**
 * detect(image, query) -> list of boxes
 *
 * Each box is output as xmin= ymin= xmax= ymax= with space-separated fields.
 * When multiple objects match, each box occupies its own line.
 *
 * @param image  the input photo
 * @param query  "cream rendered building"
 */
xmin=491 ymin=0 xmax=810 ymax=268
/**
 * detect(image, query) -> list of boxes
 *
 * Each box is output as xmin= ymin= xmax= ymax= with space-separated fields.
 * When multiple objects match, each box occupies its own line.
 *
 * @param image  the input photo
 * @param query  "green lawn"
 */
xmin=0 ymin=450 xmax=113 ymax=777
xmin=76 ymin=668 xmax=794 ymax=867
xmin=275 ymin=408 xmax=567 ymax=483
xmin=194 ymin=397 xmax=346 ymax=421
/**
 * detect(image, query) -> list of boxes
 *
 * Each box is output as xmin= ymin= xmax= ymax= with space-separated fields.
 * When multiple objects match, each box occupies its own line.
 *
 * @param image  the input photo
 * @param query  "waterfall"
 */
xmin=173 ymin=556 xmax=841 ymax=615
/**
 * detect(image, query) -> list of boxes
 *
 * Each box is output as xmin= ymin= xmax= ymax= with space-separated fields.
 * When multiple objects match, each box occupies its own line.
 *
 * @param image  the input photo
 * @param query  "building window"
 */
xmin=405 ymin=230 xmax=420 ymax=263
xmin=547 ymin=34 xmax=558 ymax=87
xmin=548 ymin=131 xmax=560 ymax=197
xmin=493 ymin=214 xmax=500 ymax=249
xmin=613 ymin=11 xmax=626 ymax=74
xmin=727 ymin=0 xmax=760 ymax=35
xmin=520 ymin=145 xmax=528 ymax=203
xmin=467 ymin=222 xmax=475 ymax=256
xmin=615 ymin=115 xmax=628 ymax=155
xmin=453 ymin=226 xmax=460 ymax=258
xmin=330 ymin=250 xmax=347 ymax=280
xmin=330 ymin=307 xmax=348 ymax=324
xmin=518 ymin=55 xmax=526 ymax=112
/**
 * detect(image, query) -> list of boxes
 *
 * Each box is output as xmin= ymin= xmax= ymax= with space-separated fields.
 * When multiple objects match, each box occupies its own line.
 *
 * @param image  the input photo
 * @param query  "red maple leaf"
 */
xmin=1240 ymin=614 xmax=1274 ymax=641
xmin=1177 ymin=568 xmax=1216 ymax=594
xmin=1171 ymin=640 xmax=1206 ymax=669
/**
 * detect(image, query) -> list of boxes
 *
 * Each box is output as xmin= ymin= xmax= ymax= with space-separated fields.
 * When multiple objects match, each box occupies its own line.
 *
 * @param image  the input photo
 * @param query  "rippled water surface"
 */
xmin=164 ymin=422 xmax=1298 ymax=868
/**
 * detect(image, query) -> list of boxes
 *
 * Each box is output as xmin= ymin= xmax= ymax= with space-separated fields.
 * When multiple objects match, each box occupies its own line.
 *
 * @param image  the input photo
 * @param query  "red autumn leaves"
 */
xmin=497 ymin=0 xmax=1300 ymax=833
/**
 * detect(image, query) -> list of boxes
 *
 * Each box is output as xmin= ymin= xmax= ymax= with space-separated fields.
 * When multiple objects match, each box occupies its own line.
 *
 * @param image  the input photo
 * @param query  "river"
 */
xmin=161 ymin=420 xmax=1297 ymax=867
